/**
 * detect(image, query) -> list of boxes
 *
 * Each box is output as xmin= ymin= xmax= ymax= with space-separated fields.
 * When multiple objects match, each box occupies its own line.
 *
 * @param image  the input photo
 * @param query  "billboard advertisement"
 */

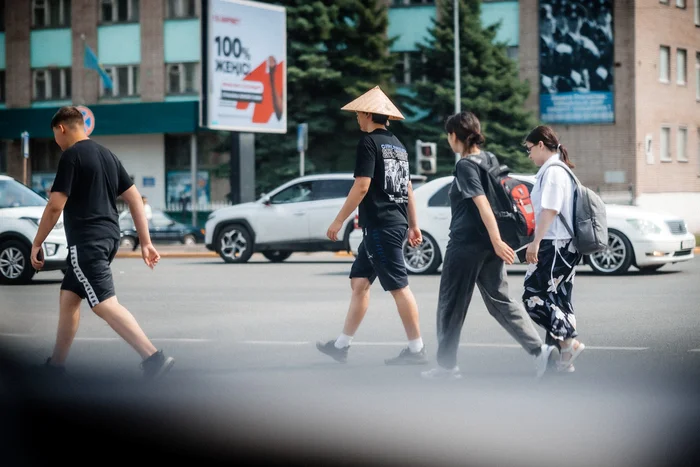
xmin=539 ymin=0 xmax=614 ymax=124
xmin=201 ymin=0 xmax=287 ymax=133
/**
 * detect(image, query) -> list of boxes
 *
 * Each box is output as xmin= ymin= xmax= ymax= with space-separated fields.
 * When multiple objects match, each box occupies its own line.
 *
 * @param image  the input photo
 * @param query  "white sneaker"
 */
xmin=535 ymin=345 xmax=556 ymax=379
xmin=421 ymin=366 xmax=462 ymax=380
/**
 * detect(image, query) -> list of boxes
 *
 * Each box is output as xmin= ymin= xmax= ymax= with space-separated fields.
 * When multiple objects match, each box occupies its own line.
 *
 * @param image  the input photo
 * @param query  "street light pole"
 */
xmin=454 ymin=0 xmax=460 ymax=115
xmin=454 ymin=0 xmax=461 ymax=163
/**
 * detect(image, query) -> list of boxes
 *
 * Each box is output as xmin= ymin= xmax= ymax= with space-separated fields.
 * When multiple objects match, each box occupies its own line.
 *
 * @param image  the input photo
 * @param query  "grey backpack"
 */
xmin=541 ymin=161 xmax=608 ymax=255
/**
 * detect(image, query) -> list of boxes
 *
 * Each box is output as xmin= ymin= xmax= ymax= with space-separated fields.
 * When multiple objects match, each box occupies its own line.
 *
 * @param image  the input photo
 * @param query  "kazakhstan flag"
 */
xmin=84 ymin=43 xmax=113 ymax=89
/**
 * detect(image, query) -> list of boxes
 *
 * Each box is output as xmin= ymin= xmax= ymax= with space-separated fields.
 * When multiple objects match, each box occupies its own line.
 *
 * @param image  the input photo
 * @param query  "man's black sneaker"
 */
xmin=385 ymin=346 xmax=429 ymax=365
xmin=141 ymin=350 xmax=175 ymax=380
xmin=316 ymin=340 xmax=349 ymax=363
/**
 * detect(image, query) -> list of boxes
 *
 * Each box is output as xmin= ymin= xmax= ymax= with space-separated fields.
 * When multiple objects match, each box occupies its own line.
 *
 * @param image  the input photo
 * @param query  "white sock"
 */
xmin=335 ymin=333 xmax=353 ymax=349
xmin=408 ymin=337 xmax=424 ymax=353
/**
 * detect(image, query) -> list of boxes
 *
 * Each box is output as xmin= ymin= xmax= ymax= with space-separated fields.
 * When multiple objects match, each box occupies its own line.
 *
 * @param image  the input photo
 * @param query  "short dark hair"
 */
xmin=371 ymin=113 xmax=389 ymax=126
xmin=50 ymin=106 xmax=84 ymax=129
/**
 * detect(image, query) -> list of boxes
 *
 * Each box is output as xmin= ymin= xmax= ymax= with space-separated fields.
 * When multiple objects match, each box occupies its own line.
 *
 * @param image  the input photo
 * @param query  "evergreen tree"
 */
xmin=250 ymin=0 xmax=396 ymax=194
xmin=404 ymin=0 xmax=537 ymax=174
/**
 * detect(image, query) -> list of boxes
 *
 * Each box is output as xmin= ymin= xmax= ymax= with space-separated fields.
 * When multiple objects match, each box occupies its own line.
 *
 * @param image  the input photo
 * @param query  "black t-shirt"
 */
xmin=448 ymin=152 xmax=495 ymax=246
xmin=353 ymin=129 xmax=409 ymax=228
xmin=51 ymin=139 xmax=134 ymax=246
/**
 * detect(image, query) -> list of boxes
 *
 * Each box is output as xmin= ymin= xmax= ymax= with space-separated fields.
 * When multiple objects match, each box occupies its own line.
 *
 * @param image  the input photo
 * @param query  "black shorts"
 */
xmin=350 ymin=226 xmax=409 ymax=292
xmin=61 ymin=238 xmax=119 ymax=308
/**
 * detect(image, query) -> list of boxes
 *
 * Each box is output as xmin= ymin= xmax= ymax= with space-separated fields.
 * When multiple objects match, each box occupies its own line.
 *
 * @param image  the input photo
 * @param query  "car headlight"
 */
xmin=626 ymin=219 xmax=664 ymax=235
xmin=21 ymin=217 xmax=63 ymax=230
xmin=44 ymin=243 xmax=58 ymax=256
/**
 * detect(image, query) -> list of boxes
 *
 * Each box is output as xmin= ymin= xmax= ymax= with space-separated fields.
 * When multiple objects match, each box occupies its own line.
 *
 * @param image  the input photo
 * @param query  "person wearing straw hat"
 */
xmin=316 ymin=86 xmax=428 ymax=366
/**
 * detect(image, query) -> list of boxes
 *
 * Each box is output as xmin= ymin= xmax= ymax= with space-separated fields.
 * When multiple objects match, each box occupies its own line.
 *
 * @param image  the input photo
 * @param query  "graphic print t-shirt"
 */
xmin=51 ymin=139 xmax=134 ymax=246
xmin=354 ymin=129 xmax=409 ymax=228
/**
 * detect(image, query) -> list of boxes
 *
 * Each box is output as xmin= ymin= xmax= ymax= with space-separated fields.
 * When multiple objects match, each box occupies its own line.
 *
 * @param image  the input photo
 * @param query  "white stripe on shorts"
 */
xmin=69 ymin=246 xmax=99 ymax=308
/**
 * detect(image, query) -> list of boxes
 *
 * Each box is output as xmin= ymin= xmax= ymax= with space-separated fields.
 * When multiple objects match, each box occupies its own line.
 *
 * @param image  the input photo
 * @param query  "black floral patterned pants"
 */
xmin=522 ymin=239 xmax=583 ymax=348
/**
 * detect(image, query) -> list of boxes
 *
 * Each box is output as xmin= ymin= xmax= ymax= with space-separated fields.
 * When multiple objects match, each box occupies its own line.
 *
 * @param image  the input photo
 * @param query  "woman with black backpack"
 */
xmin=522 ymin=126 xmax=585 ymax=373
xmin=421 ymin=112 xmax=555 ymax=380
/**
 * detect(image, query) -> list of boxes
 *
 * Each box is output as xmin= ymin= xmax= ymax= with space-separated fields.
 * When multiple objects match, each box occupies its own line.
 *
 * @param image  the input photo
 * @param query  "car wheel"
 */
xmin=403 ymin=232 xmax=442 ymax=275
xmin=183 ymin=234 xmax=197 ymax=245
xmin=217 ymin=224 xmax=254 ymax=264
xmin=0 ymin=240 xmax=36 ymax=285
xmin=262 ymin=250 xmax=292 ymax=263
xmin=120 ymin=236 xmax=137 ymax=249
xmin=638 ymin=264 xmax=664 ymax=273
xmin=587 ymin=229 xmax=633 ymax=275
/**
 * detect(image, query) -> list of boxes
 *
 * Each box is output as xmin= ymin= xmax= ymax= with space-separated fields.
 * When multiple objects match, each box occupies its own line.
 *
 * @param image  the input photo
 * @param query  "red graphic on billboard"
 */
xmin=236 ymin=57 xmax=285 ymax=124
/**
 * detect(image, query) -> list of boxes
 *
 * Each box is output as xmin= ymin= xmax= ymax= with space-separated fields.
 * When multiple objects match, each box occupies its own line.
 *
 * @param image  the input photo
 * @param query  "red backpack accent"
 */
xmin=500 ymin=177 xmax=535 ymax=236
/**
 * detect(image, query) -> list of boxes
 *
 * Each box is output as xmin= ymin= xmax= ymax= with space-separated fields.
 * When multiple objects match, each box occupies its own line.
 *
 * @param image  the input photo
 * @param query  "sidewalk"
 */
xmin=117 ymin=244 xmax=700 ymax=259
xmin=116 ymin=245 xmax=355 ymax=259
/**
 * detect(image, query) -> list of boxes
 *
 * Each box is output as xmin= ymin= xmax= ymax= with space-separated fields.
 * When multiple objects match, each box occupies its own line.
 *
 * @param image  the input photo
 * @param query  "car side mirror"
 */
xmin=262 ymin=196 xmax=271 ymax=206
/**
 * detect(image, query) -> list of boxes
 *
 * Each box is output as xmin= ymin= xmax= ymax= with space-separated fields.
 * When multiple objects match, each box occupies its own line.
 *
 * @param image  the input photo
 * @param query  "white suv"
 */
xmin=0 ymin=175 xmax=69 ymax=284
xmin=205 ymin=173 xmax=426 ymax=263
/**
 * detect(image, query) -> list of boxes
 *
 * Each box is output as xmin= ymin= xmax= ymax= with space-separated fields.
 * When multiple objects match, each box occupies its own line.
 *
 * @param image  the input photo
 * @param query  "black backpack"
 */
xmin=464 ymin=152 xmax=535 ymax=252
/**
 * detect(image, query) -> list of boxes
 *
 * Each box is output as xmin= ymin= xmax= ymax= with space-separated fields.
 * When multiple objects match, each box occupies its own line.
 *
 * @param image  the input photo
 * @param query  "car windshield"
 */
xmin=0 ymin=179 xmax=48 ymax=208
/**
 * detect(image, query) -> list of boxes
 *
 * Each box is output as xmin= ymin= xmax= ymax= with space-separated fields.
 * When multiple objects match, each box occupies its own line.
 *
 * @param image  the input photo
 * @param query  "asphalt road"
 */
xmin=1 ymin=254 xmax=699 ymax=467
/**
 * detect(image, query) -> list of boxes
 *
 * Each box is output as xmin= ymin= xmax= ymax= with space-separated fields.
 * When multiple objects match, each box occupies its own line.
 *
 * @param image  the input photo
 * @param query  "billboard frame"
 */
xmin=200 ymin=0 xmax=287 ymax=133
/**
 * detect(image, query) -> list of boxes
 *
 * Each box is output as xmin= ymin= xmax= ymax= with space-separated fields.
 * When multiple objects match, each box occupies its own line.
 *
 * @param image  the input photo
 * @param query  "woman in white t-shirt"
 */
xmin=522 ymin=126 xmax=585 ymax=373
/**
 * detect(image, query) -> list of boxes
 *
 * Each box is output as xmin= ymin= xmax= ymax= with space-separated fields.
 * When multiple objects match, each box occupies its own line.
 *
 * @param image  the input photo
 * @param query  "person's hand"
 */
xmin=407 ymin=227 xmax=422 ymax=247
xmin=493 ymin=240 xmax=516 ymax=265
xmin=141 ymin=243 xmax=160 ymax=269
xmin=31 ymin=244 xmax=45 ymax=271
xmin=525 ymin=241 xmax=540 ymax=265
xmin=326 ymin=219 xmax=343 ymax=242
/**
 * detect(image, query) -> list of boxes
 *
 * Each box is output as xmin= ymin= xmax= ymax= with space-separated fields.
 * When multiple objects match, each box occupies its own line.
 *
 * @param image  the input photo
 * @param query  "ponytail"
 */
xmin=559 ymin=144 xmax=575 ymax=169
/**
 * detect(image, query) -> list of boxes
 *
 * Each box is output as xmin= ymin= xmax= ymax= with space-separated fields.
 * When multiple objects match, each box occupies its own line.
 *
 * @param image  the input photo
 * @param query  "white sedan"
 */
xmin=350 ymin=175 xmax=696 ymax=276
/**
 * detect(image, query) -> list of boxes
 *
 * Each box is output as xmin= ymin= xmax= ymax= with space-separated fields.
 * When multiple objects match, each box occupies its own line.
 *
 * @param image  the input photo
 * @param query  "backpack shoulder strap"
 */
xmin=541 ymin=160 xmax=581 ymax=187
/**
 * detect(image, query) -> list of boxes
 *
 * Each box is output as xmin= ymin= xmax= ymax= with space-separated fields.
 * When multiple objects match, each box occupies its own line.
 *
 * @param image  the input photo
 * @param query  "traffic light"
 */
xmin=415 ymin=140 xmax=437 ymax=175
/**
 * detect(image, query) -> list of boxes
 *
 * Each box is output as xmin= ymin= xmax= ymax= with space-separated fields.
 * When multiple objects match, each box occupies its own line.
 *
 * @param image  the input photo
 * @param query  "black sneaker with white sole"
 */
xmin=385 ymin=347 xmax=429 ymax=365
xmin=316 ymin=340 xmax=349 ymax=363
xmin=141 ymin=350 xmax=175 ymax=380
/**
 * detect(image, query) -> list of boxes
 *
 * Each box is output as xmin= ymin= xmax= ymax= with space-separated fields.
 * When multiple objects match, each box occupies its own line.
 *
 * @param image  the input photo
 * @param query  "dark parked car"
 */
xmin=119 ymin=209 xmax=205 ymax=248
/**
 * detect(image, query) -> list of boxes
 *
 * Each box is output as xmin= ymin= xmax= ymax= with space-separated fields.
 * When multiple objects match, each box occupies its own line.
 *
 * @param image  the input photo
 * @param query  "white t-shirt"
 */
xmin=144 ymin=203 xmax=153 ymax=221
xmin=530 ymin=154 xmax=575 ymax=240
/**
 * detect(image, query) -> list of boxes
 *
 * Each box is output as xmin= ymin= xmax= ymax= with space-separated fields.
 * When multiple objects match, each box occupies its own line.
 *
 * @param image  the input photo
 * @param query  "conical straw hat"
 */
xmin=341 ymin=86 xmax=405 ymax=120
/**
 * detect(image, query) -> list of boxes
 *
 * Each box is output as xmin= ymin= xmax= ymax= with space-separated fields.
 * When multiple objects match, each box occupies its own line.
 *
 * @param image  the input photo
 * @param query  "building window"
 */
xmin=676 ymin=0 xmax=686 ymax=7
xmin=0 ymin=0 xmax=5 ymax=32
xmin=166 ymin=63 xmax=198 ymax=94
xmin=392 ymin=52 xmax=423 ymax=86
xmin=677 ymin=48 xmax=687 ymax=85
xmin=30 ymin=139 xmax=63 ymax=172
xmin=659 ymin=46 xmax=670 ymax=82
xmin=32 ymin=68 xmax=71 ymax=101
xmin=32 ymin=0 xmax=71 ymax=28
xmin=506 ymin=46 xmax=519 ymax=62
xmin=165 ymin=0 xmax=196 ymax=18
xmin=677 ymin=127 xmax=688 ymax=161
xmin=660 ymin=0 xmax=669 ymax=4
xmin=100 ymin=65 xmax=139 ymax=97
xmin=101 ymin=0 xmax=139 ymax=23
xmin=660 ymin=127 xmax=672 ymax=162
xmin=695 ymin=0 xmax=699 ymax=25
xmin=0 ymin=70 xmax=5 ymax=103
xmin=696 ymin=52 xmax=700 ymax=100
xmin=391 ymin=0 xmax=435 ymax=5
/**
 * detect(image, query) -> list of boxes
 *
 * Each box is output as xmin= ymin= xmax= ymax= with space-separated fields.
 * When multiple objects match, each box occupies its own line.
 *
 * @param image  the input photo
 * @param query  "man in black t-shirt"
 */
xmin=317 ymin=86 xmax=428 ymax=365
xmin=31 ymin=106 xmax=174 ymax=379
